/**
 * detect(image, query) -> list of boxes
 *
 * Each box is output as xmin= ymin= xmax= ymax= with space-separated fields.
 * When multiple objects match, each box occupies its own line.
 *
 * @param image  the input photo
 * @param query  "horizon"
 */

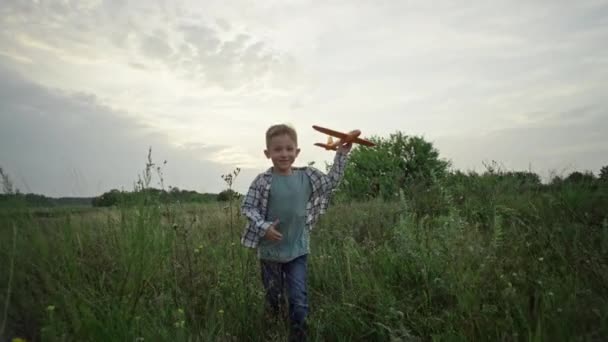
xmin=1 ymin=152 xmax=602 ymax=199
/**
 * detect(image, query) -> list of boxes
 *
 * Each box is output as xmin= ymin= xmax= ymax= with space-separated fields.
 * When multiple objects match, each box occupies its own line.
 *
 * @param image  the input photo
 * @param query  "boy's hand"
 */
xmin=264 ymin=219 xmax=282 ymax=241
xmin=338 ymin=141 xmax=352 ymax=154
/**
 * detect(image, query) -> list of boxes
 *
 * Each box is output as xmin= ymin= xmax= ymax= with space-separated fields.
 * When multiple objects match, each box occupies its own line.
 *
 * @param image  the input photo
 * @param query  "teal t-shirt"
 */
xmin=258 ymin=169 xmax=312 ymax=262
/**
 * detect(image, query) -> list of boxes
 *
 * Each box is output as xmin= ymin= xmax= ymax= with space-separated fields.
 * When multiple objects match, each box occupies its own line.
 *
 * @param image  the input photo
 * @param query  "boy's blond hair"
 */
xmin=265 ymin=124 xmax=298 ymax=147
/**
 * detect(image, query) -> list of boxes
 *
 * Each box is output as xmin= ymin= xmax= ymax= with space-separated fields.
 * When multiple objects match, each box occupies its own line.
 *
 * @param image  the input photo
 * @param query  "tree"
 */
xmin=600 ymin=165 xmax=608 ymax=182
xmin=338 ymin=131 xmax=450 ymax=200
xmin=217 ymin=189 xmax=241 ymax=202
xmin=503 ymin=171 xmax=541 ymax=187
xmin=92 ymin=189 xmax=123 ymax=207
xmin=564 ymin=171 xmax=596 ymax=184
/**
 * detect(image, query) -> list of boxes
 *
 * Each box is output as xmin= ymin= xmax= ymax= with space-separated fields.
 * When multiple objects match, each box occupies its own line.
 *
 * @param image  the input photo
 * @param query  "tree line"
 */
xmin=1 ymin=133 xmax=607 ymax=208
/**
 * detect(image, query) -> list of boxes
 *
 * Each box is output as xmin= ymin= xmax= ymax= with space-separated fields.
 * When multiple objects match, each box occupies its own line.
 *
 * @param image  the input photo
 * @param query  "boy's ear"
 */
xmin=264 ymin=149 xmax=270 ymax=159
xmin=296 ymin=148 xmax=301 ymax=157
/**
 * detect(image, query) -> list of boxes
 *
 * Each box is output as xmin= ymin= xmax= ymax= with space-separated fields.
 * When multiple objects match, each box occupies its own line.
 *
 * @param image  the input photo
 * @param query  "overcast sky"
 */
xmin=1 ymin=0 xmax=607 ymax=197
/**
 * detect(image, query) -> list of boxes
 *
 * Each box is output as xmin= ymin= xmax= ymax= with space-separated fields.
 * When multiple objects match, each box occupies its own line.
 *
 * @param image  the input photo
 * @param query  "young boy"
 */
xmin=240 ymin=124 xmax=351 ymax=341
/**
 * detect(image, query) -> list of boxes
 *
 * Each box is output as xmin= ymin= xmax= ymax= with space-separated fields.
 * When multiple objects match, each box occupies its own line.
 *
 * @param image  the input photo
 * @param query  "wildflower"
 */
xmin=538 ymin=257 xmax=544 ymax=262
xmin=178 ymin=308 xmax=184 ymax=315
xmin=218 ymin=309 xmax=224 ymax=315
xmin=46 ymin=305 xmax=55 ymax=312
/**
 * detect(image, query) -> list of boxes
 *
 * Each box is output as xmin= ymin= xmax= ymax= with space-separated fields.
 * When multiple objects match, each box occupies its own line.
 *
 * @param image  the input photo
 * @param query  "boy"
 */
xmin=240 ymin=124 xmax=351 ymax=341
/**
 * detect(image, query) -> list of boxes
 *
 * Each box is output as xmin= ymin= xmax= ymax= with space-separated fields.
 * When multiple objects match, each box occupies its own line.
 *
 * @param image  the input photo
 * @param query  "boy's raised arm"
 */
xmin=315 ymin=147 xmax=350 ymax=197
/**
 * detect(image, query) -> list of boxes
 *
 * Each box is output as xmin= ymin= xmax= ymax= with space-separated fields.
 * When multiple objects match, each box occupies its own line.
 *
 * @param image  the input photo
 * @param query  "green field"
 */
xmin=1 ymin=175 xmax=607 ymax=342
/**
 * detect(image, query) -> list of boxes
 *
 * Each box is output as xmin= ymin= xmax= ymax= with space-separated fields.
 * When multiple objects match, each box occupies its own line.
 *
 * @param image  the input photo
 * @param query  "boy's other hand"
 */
xmin=264 ymin=219 xmax=282 ymax=241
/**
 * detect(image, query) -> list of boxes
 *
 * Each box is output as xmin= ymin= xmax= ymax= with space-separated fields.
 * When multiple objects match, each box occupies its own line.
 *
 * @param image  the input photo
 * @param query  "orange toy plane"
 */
xmin=312 ymin=125 xmax=376 ymax=151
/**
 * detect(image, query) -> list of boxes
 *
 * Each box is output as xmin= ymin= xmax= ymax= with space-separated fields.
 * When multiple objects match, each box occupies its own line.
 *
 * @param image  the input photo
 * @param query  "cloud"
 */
xmin=0 ymin=0 xmax=296 ymax=92
xmin=215 ymin=18 xmax=231 ymax=31
xmin=140 ymin=30 xmax=173 ymax=62
xmin=0 ymin=0 xmax=606 ymax=195
xmin=169 ymin=22 xmax=288 ymax=90
xmin=179 ymin=23 xmax=222 ymax=54
xmin=0 ymin=64 xmax=255 ymax=197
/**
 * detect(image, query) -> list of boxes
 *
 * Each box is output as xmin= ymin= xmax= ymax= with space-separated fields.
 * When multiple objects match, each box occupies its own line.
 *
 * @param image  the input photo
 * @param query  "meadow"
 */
xmin=1 ymin=169 xmax=607 ymax=342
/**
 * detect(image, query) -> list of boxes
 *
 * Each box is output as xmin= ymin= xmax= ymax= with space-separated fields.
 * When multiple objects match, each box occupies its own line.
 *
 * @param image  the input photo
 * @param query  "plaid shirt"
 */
xmin=240 ymin=151 xmax=349 ymax=248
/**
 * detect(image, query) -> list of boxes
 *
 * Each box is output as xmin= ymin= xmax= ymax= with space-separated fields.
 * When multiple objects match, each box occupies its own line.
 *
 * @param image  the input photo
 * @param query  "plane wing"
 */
xmin=312 ymin=125 xmax=348 ymax=139
xmin=352 ymin=137 xmax=375 ymax=146
xmin=314 ymin=143 xmax=338 ymax=150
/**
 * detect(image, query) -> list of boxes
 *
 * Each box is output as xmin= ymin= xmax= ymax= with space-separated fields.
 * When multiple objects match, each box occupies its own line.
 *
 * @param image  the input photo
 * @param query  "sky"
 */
xmin=1 ymin=0 xmax=607 ymax=197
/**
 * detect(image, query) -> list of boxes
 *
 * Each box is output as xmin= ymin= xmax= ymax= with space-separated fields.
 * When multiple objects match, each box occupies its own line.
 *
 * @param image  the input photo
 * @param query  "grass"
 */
xmin=0 ymin=178 xmax=607 ymax=341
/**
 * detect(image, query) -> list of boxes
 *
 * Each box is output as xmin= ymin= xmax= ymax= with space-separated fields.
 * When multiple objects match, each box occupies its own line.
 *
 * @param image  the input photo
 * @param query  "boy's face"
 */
xmin=264 ymin=134 xmax=300 ymax=174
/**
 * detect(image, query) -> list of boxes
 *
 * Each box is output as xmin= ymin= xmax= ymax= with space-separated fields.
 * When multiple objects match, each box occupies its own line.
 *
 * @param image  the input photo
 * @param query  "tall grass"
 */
xmin=1 ymin=177 xmax=607 ymax=341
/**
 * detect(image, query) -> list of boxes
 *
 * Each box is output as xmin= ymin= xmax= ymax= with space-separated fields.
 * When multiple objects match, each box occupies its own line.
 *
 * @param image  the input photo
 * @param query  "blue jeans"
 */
xmin=260 ymin=254 xmax=308 ymax=337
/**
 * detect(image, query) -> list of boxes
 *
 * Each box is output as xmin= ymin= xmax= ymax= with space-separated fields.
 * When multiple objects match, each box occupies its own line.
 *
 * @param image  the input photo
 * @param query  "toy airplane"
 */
xmin=312 ymin=125 xmax=376 ymax=150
